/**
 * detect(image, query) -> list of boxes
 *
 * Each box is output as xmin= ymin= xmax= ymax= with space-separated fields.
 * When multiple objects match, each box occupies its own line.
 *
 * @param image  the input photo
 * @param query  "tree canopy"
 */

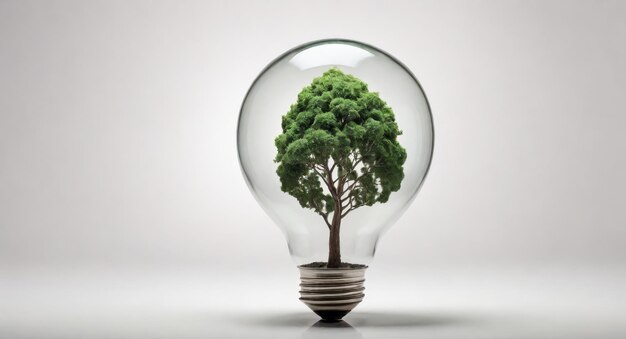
xmin=274 ymin=68 xmax=407 ymax=231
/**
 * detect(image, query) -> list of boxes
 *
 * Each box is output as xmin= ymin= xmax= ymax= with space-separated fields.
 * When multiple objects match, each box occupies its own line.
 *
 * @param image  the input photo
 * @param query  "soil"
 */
xmin=300 ymin=261 xmax=367 ymax=269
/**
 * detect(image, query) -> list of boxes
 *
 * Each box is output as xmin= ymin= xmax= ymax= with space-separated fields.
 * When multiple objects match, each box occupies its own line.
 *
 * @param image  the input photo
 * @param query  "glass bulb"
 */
xmin=237 ymin=39 xmax=434 ymax=320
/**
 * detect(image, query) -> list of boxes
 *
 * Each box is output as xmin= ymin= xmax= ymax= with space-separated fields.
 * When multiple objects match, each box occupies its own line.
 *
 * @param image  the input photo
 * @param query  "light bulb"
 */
xmin=237 ymin=39 xmax=434 ymax=321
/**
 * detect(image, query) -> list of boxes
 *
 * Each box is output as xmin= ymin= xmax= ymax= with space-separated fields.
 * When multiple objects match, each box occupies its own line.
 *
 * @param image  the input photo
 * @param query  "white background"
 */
xmin=1 ymin=1 xmax=625 ymax=338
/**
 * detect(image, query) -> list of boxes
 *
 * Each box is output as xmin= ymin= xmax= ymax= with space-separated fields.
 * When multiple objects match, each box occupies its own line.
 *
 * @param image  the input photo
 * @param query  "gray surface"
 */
xmin=1 ymin=0 xmax=625 ymax=338
xmin=2 ymin=266 xmax=625 ymax=338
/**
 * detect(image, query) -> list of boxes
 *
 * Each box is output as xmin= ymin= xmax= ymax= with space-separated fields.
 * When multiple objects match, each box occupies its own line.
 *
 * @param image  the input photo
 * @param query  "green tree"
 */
xmin=275 ymin=69 xmax=406 ymax=268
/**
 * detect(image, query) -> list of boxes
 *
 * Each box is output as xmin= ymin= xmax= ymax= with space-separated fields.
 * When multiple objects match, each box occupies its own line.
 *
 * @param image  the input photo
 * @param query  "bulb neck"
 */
xmin=298 ymin=264 xmax=368 ymax=321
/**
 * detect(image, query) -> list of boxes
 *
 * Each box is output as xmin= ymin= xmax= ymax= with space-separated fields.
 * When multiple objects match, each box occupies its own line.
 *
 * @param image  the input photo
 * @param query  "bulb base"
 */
xmin=298 ymin=264 xmax=367 ymax=321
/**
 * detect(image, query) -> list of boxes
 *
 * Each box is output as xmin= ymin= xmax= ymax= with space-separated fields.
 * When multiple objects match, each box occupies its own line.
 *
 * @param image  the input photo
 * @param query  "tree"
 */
xmin=274 ymin=68 xmax=407 ymax=268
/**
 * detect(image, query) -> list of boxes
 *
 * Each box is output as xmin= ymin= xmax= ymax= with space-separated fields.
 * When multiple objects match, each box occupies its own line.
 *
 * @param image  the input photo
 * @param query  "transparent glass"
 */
xmin=237 ymin=39 xmax=434 ymax=266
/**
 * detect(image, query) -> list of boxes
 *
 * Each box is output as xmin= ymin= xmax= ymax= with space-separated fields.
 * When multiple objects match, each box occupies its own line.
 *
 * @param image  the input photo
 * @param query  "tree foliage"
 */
xmin=274 ymin=68 xmax=407 ymax=231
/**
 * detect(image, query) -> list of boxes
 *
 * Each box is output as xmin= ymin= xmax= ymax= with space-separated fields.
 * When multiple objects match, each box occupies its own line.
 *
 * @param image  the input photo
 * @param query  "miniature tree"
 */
xmin=274 ymin=69 xmax=406 ymax=268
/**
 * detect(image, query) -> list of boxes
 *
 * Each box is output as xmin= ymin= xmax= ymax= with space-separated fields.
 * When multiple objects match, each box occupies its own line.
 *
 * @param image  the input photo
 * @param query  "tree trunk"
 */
xmin=327 ymin=200 xmax=342 ymax=268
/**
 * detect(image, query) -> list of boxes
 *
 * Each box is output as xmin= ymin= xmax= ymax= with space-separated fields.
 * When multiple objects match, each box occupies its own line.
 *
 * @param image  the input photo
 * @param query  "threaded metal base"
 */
xmin=298 ymin=265 xmax=367 ymax=321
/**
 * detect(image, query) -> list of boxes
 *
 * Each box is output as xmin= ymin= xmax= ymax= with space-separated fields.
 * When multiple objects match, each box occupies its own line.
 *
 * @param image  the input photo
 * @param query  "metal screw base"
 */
xmin=298 ymin=265 xmax=367 ymax=321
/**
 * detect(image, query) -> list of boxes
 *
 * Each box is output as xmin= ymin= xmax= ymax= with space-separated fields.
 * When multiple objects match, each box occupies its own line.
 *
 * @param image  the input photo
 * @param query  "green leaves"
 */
xmin=312 ymin=112 xmax=337 ymax=131
xmin=330 ymin=97 xmax=360 ymax=122
xmin=275 ymin=68 xmax=406 ymax=220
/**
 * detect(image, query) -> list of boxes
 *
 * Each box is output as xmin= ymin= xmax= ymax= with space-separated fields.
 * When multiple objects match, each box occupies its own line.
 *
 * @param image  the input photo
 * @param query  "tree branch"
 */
xmin=350 ymin=156 xmax=363 ymax=172
xmin=323 ymin=163 xmax=337 ymax=196
xmin=341 ymin=170 xmax=372 ymax=197
xmin=336 ymin=152 xmax=362 ymax=182
xmin=329 ymin=161 xmax=337 ymax=174
xmin=321 ymin=212 xmax=331 ymax=229
xmin=341 ymin=206 xmax=356 ymax=218
xmin=312 ymin=167 xmax=331 ymax=188
xmin=341 ymin=195 xmax=354 ymax=210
